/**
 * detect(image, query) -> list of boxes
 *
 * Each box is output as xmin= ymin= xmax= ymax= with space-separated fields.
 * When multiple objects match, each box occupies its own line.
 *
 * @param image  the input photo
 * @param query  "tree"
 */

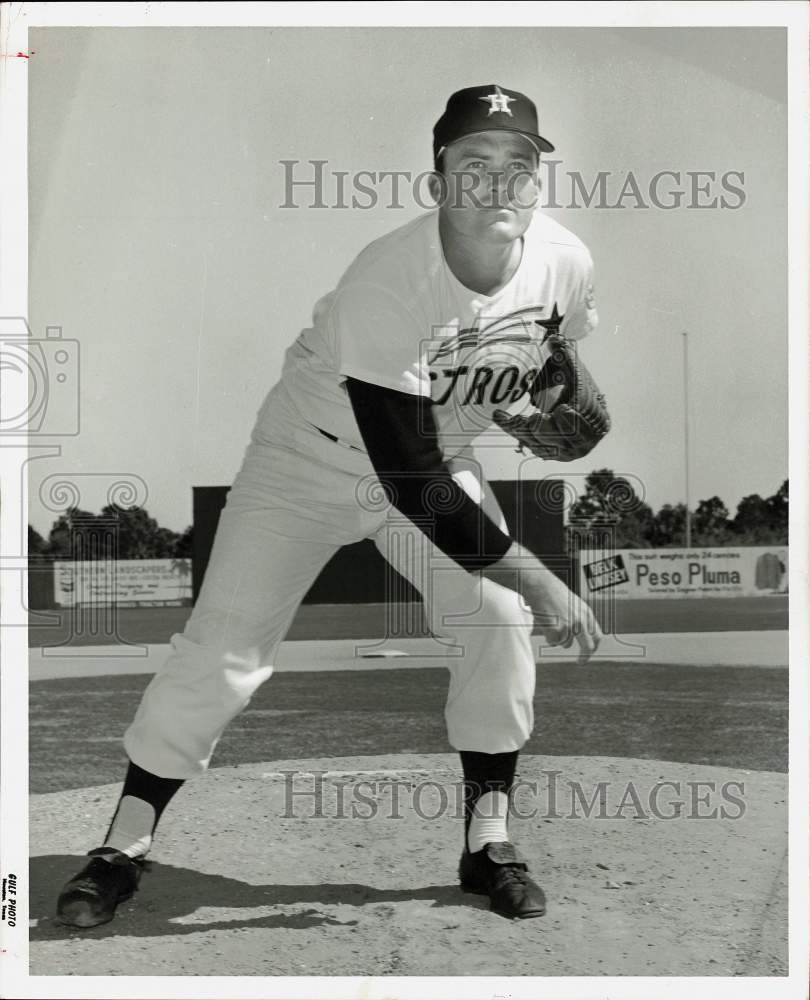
xmin=567 ymin=468 xmax=656 ymax=550
xmin=731 ymin=481 xmax=788 ymax=544
xmin=648 ymin=503 xmax=688 ymax=547
xmin=612 ymin=504 xmax=657 ymax=548
xmin=568 ymin=469 xmax=648 ymax=524
xmin=692 ymin=496 xmax=732 ymax=545
xmin=766 ymin=479 xmax=788 ymax=535
xmin=43 ymin=505 xmax=193 ymax=559
xmin=28 ymin=524 xmax=48 ymax=557
xmin=567 ymin=469 xmax=614 ymax=522
xmin=154 ymin=526 xmax=180 ymax=558
xmin=733 ymin=493 xmax=771 ymax=535
xmin=173 ymin=525 xmax=193 ymax=558
xmin=46 ymin=507 xmax=101 ymax=558
xmin=100 ymin=504 xmax=176 ymax=559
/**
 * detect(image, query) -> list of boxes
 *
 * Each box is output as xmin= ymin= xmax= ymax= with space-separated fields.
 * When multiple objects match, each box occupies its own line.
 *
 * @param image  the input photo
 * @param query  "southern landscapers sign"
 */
xmin=53 ymin=559 xmax=193 ymax=607
xmin=579 ymin=547 xmax=788 ymax=599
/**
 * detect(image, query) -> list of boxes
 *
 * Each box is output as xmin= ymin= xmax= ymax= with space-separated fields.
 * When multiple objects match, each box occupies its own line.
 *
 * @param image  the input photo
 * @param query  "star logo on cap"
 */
xmin=479 ymin=86 xmax=515 ymax=117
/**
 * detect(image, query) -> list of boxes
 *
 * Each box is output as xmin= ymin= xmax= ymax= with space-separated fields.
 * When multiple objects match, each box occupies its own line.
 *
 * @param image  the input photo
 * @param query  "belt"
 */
xmin=315 ymin=425 xmax=365 ymax=453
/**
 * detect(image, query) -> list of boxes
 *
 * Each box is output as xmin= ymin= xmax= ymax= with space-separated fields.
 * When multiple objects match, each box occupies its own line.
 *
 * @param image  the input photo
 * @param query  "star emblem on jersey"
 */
xmin=479 ymin=87 xmax=515 ymax=117
xmin=534 ymin=303 xmax=565 ymax=339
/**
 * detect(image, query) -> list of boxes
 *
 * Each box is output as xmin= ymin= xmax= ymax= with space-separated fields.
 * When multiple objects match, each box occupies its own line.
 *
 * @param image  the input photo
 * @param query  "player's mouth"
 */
xmin=476 ymin=196 xmax=515 ymax=209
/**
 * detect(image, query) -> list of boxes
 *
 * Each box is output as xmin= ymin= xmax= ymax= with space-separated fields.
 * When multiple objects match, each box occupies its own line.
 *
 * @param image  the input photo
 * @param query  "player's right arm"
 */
xmin=346 ymin=378 xmax=601 ymax=664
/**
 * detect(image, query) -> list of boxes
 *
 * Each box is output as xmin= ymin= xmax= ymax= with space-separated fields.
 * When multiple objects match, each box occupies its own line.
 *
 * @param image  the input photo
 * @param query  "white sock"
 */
xmin=102 ymin=795 xmax=155 ymax=859
xmin=467 ymin=790 xmax=510 ymax=853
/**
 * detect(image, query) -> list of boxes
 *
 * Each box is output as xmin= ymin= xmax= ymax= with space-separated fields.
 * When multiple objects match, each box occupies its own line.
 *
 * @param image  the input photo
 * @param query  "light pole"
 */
xmin=681 ymin=330 xmax=691 ymax=549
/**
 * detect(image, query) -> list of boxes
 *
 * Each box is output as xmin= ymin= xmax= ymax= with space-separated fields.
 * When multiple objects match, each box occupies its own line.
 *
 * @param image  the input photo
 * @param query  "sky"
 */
xmin=25 ymin=25 xmax=788 ymax=536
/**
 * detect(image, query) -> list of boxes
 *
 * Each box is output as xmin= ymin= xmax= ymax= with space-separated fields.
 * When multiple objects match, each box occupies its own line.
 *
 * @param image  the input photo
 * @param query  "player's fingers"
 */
xmin=541 ymin=624 xmax=566 ymax=647
xmin=576 ymin=630 xmax=597 ymax=665
xmin=492 ymin=408 xmax=519 ymax=429
xmin=576 ymin=613 xmax=603 ymax=665
xmin=542 ymin=622 xmax=576 ymax=650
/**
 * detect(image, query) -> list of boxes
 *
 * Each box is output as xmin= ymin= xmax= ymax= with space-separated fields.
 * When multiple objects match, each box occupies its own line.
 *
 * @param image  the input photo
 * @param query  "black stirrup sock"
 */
xmin=459 ymin=750 xmax=519 ymax=853
xmin=101 ymin=760 xmax=186 ymax=857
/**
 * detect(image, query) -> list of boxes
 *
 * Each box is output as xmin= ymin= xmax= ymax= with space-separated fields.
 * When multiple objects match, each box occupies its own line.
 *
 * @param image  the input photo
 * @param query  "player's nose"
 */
xmin=486 ymin=170 xmax=510 ymax=206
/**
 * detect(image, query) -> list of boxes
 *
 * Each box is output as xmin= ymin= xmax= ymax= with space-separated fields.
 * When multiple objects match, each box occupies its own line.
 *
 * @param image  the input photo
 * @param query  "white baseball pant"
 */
xmin=124 ymin=385 xmax=537 ymax=778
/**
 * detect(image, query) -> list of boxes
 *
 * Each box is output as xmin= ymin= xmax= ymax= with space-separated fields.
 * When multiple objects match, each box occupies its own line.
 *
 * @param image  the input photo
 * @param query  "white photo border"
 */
xmin=1 ymin=3 xmax=807 ymax=999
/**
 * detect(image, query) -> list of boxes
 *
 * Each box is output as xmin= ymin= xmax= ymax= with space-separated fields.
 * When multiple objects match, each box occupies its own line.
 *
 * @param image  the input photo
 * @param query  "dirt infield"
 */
xmin=29 ymin=753 xmax=787 ymax=977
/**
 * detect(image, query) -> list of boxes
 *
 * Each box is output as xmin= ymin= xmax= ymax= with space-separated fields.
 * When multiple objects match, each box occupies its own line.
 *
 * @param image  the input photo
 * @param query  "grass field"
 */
xmin=28 ymin=595 xmax=789 ymax=647
xmin=30 ymin=659 xmax=788 ymax=795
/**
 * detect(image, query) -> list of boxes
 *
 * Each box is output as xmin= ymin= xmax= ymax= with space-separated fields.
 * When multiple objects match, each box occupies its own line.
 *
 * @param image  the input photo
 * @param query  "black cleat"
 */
xmin=55 ymin=848 xmax=145 ymax=928
xmin=459 ymin=841 xmax=546 ymax=919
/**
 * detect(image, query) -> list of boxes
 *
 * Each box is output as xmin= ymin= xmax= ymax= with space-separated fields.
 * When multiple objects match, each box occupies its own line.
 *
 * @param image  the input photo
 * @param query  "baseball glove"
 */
xmin=492 ymin=335 xmax=610 ymax=461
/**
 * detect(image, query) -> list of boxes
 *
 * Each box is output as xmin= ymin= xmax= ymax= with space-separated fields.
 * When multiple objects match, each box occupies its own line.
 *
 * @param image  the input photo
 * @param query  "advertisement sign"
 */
xmin=579 ymin=547 xmax=788 ymax=600
xmin=53 ymin=559 xmax=193 ymax=607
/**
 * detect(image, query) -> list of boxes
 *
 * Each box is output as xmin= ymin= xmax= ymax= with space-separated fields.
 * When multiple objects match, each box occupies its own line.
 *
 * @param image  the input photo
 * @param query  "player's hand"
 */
xmin=523 ymin=567 xmax=603 ymax=664
xmin=482 ymin=542 xmax=603 ymax=665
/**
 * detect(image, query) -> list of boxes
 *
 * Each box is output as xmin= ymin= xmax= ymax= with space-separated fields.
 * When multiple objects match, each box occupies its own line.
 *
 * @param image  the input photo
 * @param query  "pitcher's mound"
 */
xmin=30 ymin=754 xmax=787 ymax=977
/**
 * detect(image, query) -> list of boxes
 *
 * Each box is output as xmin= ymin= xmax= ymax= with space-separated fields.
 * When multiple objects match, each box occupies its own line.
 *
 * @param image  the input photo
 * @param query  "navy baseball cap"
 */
xmin=433 ymin=84 xmax=555 ymax=163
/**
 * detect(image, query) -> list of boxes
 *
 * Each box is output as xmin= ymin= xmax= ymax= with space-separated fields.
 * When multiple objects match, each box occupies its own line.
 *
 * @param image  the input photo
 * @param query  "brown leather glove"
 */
xmin=492 ymin=335 xmax=611 ymax=461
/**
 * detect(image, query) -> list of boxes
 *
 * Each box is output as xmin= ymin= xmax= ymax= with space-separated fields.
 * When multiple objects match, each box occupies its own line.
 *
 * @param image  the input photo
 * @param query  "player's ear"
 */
xmin=428 ymin=170 xmax=448 ymax=207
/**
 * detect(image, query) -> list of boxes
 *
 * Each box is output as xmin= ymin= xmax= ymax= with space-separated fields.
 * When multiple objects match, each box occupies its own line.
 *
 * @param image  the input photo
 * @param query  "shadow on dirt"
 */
xmin=31 ymin=854 xmax=480 ymax=939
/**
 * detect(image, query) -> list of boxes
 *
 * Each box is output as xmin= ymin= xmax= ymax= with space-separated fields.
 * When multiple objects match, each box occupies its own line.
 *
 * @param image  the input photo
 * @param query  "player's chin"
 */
xmin=477 ymin=210 xmax=529 ymax=241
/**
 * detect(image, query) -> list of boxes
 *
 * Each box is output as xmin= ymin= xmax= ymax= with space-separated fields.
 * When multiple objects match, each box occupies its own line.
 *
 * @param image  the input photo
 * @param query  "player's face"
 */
xmin=433 ymin=131 xmax=540 ymax=244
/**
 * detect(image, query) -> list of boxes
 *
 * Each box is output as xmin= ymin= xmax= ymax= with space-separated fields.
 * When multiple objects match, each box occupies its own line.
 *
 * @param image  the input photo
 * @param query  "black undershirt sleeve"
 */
xmin=345 ymin=377 xmax=513 ymax=571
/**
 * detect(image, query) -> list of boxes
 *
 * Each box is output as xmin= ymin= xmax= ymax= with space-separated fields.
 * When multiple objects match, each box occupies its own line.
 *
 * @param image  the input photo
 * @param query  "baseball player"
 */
xmin=56 ymin=84 xmax=607 ymax=927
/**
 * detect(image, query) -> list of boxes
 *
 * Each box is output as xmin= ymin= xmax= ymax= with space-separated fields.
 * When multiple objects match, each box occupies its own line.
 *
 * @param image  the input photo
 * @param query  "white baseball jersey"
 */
xmin=278 ymin=208 xmax=597 ymax=463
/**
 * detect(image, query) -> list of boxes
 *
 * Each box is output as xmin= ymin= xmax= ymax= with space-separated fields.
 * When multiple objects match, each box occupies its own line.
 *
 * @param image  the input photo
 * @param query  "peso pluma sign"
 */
xmin=53 ymin=559 xmax=193 ymax=607
xmin=579 ymin=547 xmax=788 ymax=600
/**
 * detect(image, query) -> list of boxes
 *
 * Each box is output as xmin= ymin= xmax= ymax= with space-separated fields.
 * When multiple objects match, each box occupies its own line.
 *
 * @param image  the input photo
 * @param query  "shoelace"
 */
xmin=69 ymin=866 xmax=120 ymax=892
xmin=491 ymin=864 xmax=530 ymax=888
xmin=74 ymin=857 xmax=137 ymax=887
